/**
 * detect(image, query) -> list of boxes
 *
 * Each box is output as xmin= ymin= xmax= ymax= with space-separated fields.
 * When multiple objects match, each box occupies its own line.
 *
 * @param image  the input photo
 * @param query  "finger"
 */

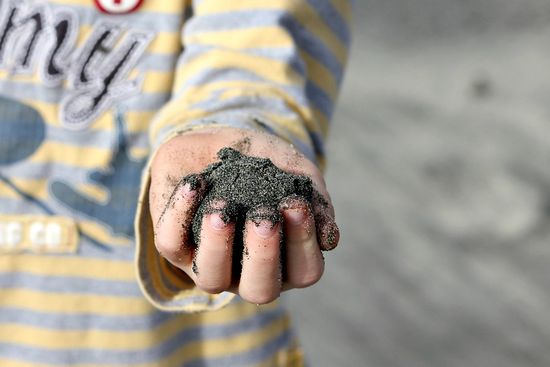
xmin=152 ymin=178 xmax=204 ymax=270
xmin=239 ymin=209 xmax=282 ymax=304
xmin=280 ymin=197 xmax=324 ymax=289
xmin=311 ymin=191 xmax=340 ymax=251
xmin=194 ymin=211 xmax=235 ymax=294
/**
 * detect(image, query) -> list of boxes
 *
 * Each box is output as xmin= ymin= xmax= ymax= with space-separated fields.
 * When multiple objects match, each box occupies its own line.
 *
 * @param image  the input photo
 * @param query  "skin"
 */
xmin=149 ymin=126 xmax=340 ymax=305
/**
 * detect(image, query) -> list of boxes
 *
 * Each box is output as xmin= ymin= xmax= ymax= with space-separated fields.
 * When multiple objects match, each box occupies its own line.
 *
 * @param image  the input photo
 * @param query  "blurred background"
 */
xmin=286 ymin=1 xmax=550 ymax=366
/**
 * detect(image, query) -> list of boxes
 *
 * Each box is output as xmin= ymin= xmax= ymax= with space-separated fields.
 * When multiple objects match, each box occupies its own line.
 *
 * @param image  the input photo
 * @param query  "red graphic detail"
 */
xmin=94 ymin=0 xmax=143 ymax=14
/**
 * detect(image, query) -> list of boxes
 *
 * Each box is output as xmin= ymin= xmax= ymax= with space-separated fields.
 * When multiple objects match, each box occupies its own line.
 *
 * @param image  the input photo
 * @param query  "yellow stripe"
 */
xmin=78 ymin=220 xmax=132 ymax=247
xmin=0 ymin=178 xmax=48 ymax=201
xmin=30 ymin=141 xmax=111 ymax=168
xmin=256 ymin=342 xmax=305 ymax=367
xmin=196 ymin=0 xmax=348 ymax=65
xmin=205 ymin=83 xmax=329 ymax=137
xmin=330 ymin=0 xmax=353 ymax=24
xmin=159 ymin=253 xmax=196 ymax=291
xmin=76 ymin=23 xmax=92 ymax=47
xmin=312 ymin=106 xmax=329 ymax=135
xmin=301 ymin=50 xmax=338 ymax=101
xmin=158 ymin=310 xmax=290 ymax=366
xmin=149 ymin=80 xmax=309 ymax=142
xmin=182 ymin=27 xmax=338 ymax=100
xmin=49 ymin=0 xmax=187 ymax=15
xmin=130 ymin=146 xmax=150 ymax=160
xmin=262 ymin=112 xmax=315 ymax=144
xmin=178 ymin=80 xmax=282 ymax=106
xmin=0 ymin=255 xmax=135 ymax=281
xmin=76 ymin=184 xmax=108 ymax=203
xmin=141 ymin=70 xmax=174 ymax=94
xmin=0 ymin=70 xmax=37 ymax=84
xmin=0 ymin=320 xmax=182 ymax=350
xmin=0 ymin=289 xmax=150 ymax=315
xmin=0 ymin=303 xmax=283 ymax=367
xmin=0 ymin=359 xmax=50 ymax=367
xmin=148 ymin=31 xmax=182 ymax=55
xmin=0 ymin=23 xmax=179 ymax=59
xmin=0 ymin=302 xmax=277 ymax=350
xmin=149 ymin=80 xmax=328 ymax=147
xmin=28 ymin=100 xmax=155 ymax=132
xmin=77 ymin=25 xmax=180 ymax=55
xmin=185 ymin=26 xmax=294 ymax=49
xmin=0 ymin=180 xmax=135 ymax=247
xmin=173 ymin=48 xmax=304 ymax=90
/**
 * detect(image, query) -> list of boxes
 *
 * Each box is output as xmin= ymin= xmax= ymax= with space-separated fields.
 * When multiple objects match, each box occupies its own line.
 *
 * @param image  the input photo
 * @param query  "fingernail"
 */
xmin=180 ymin=183 xmax=196 ymax=199
xmin=286 ymin=209 xmax=305 ymax=226
xmin=253 ymin=220 xmax=275 ymax=238
xmin=209 ymin=213 xmax=227 ymax=230
xmin=280 ymin=195 xmax=305 ymax=210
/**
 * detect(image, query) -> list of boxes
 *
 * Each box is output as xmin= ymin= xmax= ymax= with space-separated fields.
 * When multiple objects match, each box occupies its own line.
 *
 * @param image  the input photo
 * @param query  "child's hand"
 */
xmin=149 ymin=127 xmax=339 ymax=304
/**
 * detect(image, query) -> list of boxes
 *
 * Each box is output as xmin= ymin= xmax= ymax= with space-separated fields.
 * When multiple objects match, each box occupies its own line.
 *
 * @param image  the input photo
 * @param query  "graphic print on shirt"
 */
xmin=51 ymin=111 xmax=147 ymax=240
xmin=0 ymin=1 xmax=154 ymax=246
xmin=0 ymin=95 xmax=146 ymax=247
xmin=0 ymin=96 xmax=45 ymax=166
xmin=0 ymin=0 xmax=154 ymax=130
xmin=94 ymin=0 xmax=144 ymax=15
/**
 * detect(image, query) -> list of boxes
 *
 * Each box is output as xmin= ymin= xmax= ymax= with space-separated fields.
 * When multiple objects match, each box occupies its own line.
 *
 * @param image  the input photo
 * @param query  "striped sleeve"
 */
xmin=136 ymin=0 xmax=352 ymax=312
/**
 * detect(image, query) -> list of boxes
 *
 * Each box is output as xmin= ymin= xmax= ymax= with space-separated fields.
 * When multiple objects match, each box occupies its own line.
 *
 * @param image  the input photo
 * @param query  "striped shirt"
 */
xmin=0 ymin=0 xmax=351 ymax=365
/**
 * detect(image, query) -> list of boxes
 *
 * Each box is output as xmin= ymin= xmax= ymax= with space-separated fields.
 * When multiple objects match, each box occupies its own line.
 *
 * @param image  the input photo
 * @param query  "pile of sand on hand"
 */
xmin=181 ymin=147 xmax=320 ymax=275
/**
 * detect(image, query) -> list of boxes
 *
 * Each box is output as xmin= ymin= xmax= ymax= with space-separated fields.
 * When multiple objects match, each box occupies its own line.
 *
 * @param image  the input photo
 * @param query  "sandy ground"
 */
xmin=286 ymin=1 xmax=550 ymax=366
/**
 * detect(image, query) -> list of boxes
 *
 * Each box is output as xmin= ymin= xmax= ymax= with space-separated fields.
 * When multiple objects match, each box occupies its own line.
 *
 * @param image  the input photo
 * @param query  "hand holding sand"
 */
xmin=149 ymin=127 xmax=339 ymax=304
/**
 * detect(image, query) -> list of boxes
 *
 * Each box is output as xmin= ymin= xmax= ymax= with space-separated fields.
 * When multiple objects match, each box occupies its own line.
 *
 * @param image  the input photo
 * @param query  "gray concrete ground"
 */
xmin=286 ymin=1 xmax=550 ymax=366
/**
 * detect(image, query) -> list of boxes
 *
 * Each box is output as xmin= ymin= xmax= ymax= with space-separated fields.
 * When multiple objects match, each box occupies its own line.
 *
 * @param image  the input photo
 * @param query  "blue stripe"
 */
xmin=46 ymin=128 xmax=149 ymax=151
xmin=153 ymin=110 xmax=316 ymax=162
xmin=188 ymin=92 xmax=302 ymax=117
xmin=176 ymin=66 xmax=269 ymax=88
xmin=69 ymin=231 xmax=134 ymax=258
xmin=306 ymin=0 xmax=351 ymax=45
xmin=0 ymin=84 xmax=169 ymax=111
xmin=185 ymin=9 xmax=343 ymax=81
xmin=0 ymin=307 xmax=285 ymax=365
xmin=0 ymin=173 xmax=54 ymax=217
xmin=309 ymin=131 xmax=325 ymax=158
xmin=0 ymin=163 xmax=91 ymax=184
xmin=0 ymin=272 xmax=141 ymax=297
xmin=173 ymin=66 xmax=310 ymax=109
xmin=306 ymin=80 xmax=333 ymax=118
xmin=56 ymin=4 xmax=183 ymax=33
xmin=0 ymin=307 xmax=172 ymax=331
xmin=279 ymin=12 xmax=344 ymax=83
xmin=187 ymin=329 xmax=293 ymax=367
xmin=178 ymin=44 xmax=307 ymax=78
xmin=139 ymin=53 xmax=179 ymax=72
xmin=181 ymin=75 xmax=333 ymax=124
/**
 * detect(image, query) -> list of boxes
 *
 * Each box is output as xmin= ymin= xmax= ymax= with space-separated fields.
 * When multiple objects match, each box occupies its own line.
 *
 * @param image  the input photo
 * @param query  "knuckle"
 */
xmin=196 ymin=278 xmax=229 ymax=294
xmin=293 ymin=223 xmax=315 ymax=243
xmin=154 ymin=241 xmax=180 ymax=259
